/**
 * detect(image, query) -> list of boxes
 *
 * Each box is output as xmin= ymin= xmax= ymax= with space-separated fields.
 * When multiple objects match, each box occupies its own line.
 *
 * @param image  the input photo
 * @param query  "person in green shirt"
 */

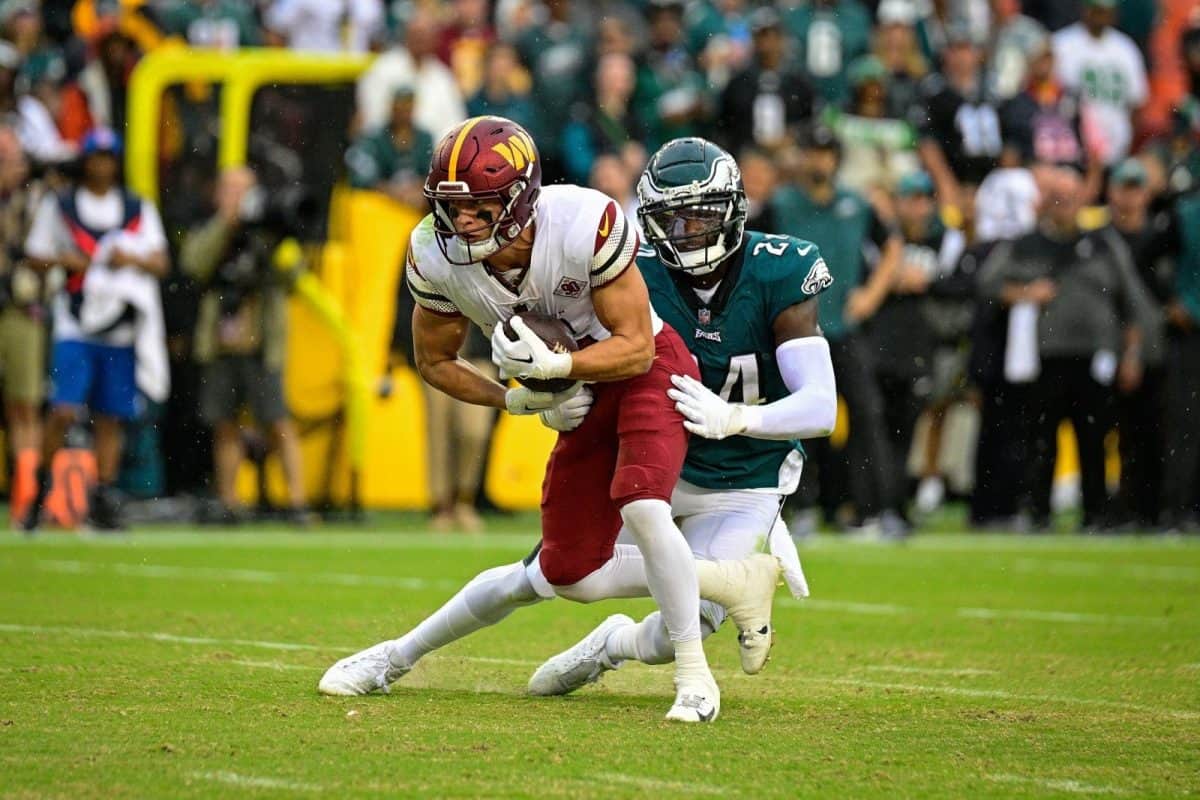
xmin=158 ymin=0 xmax=261 ymax=49
xmin=784 ymin=0 xmax=873 ymax=107
xmin=771 ymin=123 xmax=909 ymax=536
xmin=344 ymin=86 xmax=434 ymax=209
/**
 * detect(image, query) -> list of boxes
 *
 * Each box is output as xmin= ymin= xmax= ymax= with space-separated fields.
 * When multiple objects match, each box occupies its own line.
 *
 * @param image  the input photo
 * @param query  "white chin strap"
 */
xmin=445 ymin=232 xmax=505 ymax=264
xmin=677 ymin=242 xmax=728 ymax=275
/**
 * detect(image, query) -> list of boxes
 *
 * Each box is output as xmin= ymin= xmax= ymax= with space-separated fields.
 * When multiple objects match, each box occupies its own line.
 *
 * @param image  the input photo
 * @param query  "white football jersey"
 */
xmin=406 ymin=184 xmax=657 ymax=343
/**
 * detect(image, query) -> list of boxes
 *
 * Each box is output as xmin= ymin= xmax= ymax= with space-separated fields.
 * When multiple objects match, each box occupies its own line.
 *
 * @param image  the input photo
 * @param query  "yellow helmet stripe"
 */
xmin=447 ymin=117 xmax=486 ymax=183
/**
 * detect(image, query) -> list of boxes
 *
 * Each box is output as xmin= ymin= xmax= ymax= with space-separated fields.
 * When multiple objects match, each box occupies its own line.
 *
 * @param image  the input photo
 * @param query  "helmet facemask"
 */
xmin=638 ymin=190 xmax=746 ymax=276
xmin=427 ymin=179 xmax=538 ymax=265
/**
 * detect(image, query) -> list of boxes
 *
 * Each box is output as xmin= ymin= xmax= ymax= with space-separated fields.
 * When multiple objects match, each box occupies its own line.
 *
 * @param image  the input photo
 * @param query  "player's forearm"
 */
xmin=418 ymin=357 xmax=508 ymax=409
xmin=739 ymin=338 xmax=837 ymax=440
xmin=566 ymin=333 xmax=654 ymax=382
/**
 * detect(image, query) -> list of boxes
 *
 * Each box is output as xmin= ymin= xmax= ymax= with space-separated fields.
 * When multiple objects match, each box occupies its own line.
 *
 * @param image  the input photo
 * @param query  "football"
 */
xmin=502 ymin=312 xmax=579 ymax=393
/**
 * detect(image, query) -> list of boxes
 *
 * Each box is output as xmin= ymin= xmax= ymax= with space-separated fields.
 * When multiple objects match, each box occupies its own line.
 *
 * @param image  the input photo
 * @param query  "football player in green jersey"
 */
xmin=529 ymin=138 xmax=839 ymax=695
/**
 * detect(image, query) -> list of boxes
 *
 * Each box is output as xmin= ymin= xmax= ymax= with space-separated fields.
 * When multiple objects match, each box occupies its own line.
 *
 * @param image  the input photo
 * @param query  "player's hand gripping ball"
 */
xmin=492 ymin=313 xmax=578 ymax=393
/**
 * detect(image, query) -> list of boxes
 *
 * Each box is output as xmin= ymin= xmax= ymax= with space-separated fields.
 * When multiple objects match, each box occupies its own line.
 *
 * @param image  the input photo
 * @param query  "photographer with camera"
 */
xmin=181 ymin=167 xmax=311 ymax=525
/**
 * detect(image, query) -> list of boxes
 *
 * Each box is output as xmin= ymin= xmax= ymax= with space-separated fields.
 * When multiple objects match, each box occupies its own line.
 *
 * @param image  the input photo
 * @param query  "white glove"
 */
xmin=539 ymin=385 xmax=594 ymax=432
xmin=491 ymin=316 xmax=574 ymax=382
xmin=667 ymin=373 xmax=757 ymax=440
xmin=504 ymin=381 xmax=582 ymax=416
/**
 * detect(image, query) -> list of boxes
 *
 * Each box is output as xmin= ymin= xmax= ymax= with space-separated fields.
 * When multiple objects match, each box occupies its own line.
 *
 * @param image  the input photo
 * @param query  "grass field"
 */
xmin=1 ymin=514 xmax=1198 ymax=798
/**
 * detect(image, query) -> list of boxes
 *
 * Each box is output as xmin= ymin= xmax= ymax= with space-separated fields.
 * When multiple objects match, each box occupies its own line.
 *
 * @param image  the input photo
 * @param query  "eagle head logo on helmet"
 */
xmin=424 ymin=116 xmax=542 ymax=265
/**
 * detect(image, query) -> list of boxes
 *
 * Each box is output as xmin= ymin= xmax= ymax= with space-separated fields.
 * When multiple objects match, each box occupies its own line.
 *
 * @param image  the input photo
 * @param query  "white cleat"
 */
xmin=665 ymin=672 xmax=720 ymax=723
xmin=318 ymin=640 xmax=411 ymax=696
xmin=527 ymin=614 xmax=633 ymax=697
xmin=727 ymin=554 xmax=782 ymax=675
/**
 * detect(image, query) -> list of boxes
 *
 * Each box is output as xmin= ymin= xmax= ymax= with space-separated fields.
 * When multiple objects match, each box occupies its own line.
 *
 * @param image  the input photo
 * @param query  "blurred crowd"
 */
xmin=0 ymin=0 xmax=1198 ymax=534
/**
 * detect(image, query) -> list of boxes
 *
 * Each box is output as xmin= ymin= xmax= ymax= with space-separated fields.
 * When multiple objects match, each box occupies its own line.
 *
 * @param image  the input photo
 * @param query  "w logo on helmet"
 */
xmin=492 ymin=132 xmax=537 ymax=170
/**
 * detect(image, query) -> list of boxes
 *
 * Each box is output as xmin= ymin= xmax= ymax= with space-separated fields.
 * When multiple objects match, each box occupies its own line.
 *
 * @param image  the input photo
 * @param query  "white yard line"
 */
xmin=864 ymin=665 xmax=998 ymax=677
xmin=805 ymin=677 xmax=1200 ymax=721
xmin=29 ymin=559 xmax=457 ymax=590
xmin=956 ymin=607 xmax=1167 ymax=626
xmin=985 ymin=772 xmax=1131 ymax=795
xmin=593 ymin=772 xmax=727 ymax=796
xmin=229 ymin=659 xmax=312 ymax=672
xmin=784 ymin=598 xmax=909 ymax=615
xmin=190 ymin=770 xmax=323 ymax=792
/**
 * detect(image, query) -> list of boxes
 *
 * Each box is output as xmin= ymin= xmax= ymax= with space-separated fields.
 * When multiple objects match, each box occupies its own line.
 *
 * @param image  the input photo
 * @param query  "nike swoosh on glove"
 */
xmin=505 ymin=381 xmax=583 ymax=416
xmin=666 ymin=373 xmax=750 ymax=440
xmin=491 ymin=316 xmax=573 ymax=382
xmin=539 ymin=385 xmax=594 ymax=432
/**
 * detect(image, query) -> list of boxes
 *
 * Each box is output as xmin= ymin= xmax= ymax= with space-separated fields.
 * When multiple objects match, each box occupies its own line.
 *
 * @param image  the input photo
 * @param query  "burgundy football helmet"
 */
xmin=424 ymin=116 xmax=542 ymax=264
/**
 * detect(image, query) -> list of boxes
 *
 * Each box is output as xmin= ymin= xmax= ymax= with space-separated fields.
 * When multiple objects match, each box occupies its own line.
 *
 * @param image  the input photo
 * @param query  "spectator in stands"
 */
xmin=158 ymin=0 xmax=262 ymax=49
xmin=717 ymin=6 xmax=814 ymax=157
xmin=1105 ymin=158 xmax=1174 ymax=529
xmin=977 ymin=164 xmax=1157 ymax=530
xmin=687 ymin=0 xmax=754 ymax=91
xmin=869 ymin=170 xmax=970 ymax=520
xmin=74 ymin=29 xmax=137 ymax=136
xmin=1052 ymin=0 xmax=1148 ymax=165
xmin=514 ymin=0 xmax=590 ymax=180
xmin=872 ymin=0 xmax=929 ymax=118
xmin=345 ymin=85 xmax=433 ymax=210
xmin=358 ymin=10 xmax=465 ymax=138
xmin=999 ymin=35 xmax=1084 ymax=169
xmin=14 ymin=50 xmax=78 ymax=166
xmin=825 ymin=55 xmax=920 ymax=213
xmin=588 ymin=152 xmax=638 ymax=229
xmin=740 ymin=146 xmax=779 ymax=232
xmin=466 ymin=42 xmax=535 ymax=130
xmin=633 ymin=0 xmax=709 ymax=149
xmin=561 ymin=52 xmax=647 ymax=186
xmin=784 ymin=0 xmax=872 ymax=107
xmin=437 ymin=0 xmax=496 ymax=99
xmin=0 ymin=124 xmax=48 ymax=527
xmin=986 ymin=0 xmax=1048 ymax=101
xmin=264 ymin=0 xmax=383 ymax=54
xmin=1164 ymin=191 xmax=1200 ymax=532
xmin=23 ymin=128 xmax=169 ymax=531
xmin=915 ymin=23 xmax=1002 ymax=225
xmin=181 ymin=167 xmax=311 ymax=525
xmin=772 ymin=123 xmax=906 ymax=536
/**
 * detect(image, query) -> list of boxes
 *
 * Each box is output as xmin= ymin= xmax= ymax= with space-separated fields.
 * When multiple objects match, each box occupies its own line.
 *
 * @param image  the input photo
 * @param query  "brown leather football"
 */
xmin=502 ymin=313 xmax=579 ymax=394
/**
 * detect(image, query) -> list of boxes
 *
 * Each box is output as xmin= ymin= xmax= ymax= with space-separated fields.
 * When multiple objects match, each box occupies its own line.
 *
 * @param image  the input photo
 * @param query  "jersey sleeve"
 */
xmin=405 ymin=247 xmax=461 ymax=317
xmin=764 ymin=237 xmax=833 ymax=324
xmin=590 ymin=200 xmax=638 ymax=288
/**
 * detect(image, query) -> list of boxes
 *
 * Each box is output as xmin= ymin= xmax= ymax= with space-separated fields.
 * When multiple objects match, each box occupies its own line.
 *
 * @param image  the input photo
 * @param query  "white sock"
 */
xmin=619 ymin=499 xmax=703 ymax=645
xmin=389 ymin=561 xmax=543 ymax=666
xmin=606 ymin=603 xmax=724 ymax=665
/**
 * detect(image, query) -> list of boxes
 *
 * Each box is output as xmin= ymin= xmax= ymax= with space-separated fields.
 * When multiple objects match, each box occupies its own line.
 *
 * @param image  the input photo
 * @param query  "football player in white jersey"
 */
xmin=319 ymin=116 xmax=782 ymax=722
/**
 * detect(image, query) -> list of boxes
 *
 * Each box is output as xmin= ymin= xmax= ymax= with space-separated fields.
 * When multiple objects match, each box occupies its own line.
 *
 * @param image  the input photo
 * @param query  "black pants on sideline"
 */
xmin=876 ymin=370 xmax=930 ymax=509
xmin=829 ymin=335 xmax=900 ymax=518
xmin=1117 ymin=365 xmax=1166 ymax=527
xmin=1028 ymin=357 xmax=1114 ymax=527
xmin=971 ymin=380 xmax=1032 ymax=525
xmin=1164 ymin=332 xmax=1200 ymax=525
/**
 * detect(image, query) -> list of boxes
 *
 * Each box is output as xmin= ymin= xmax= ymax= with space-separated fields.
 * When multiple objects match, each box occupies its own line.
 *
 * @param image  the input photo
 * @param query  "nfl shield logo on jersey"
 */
xmin=698 ymin=308 xmax=711 ymax=325
xmin=554 ymin=277 xmax=585 ymax=298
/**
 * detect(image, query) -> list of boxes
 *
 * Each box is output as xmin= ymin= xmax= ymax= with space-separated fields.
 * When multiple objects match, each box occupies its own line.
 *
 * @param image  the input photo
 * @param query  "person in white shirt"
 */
xmin=264 ymin=0 xmax=383 ymax=53
xmin=22 ymin=129 xmax=168 ymax=531
xmin=1052 ymin=0 xmax=1148 ymax=165
xmin=356 ymin=11 xmax=467 ymax=137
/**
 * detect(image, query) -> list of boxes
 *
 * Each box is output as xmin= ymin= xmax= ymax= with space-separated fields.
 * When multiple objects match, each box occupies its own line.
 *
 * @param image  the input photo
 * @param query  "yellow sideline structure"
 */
xmin=125 ymin=47 xmax=552 ymax=509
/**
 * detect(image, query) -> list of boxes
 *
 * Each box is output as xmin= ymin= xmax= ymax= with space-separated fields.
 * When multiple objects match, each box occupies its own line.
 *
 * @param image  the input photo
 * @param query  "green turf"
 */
xmin=1 ymin=518 xmax=1197 ymax=798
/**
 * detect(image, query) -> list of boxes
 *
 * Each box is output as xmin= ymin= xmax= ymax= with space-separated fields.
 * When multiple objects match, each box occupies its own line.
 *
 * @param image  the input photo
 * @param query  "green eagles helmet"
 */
xmin=636 ymin=137 xmax=748 ymax=276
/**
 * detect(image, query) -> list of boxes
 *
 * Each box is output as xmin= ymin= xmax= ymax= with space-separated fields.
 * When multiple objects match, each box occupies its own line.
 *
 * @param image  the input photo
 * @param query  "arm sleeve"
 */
xmin=975 ymin=239 xmax=1016 ymax=300
xmin=590 ymin=200 xmax=638 ymax=288
xmin=739 ymin=337 xmax=838 ymax=441
xmin=405 ymin=248 xmax=461 ymax=317
xmin=180 ymin=216 xmax=234 ymax=281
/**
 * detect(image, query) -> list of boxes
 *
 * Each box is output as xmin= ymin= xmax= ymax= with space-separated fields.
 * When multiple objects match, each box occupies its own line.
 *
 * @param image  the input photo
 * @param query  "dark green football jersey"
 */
xmin=639 ymin=230 xmax=833 ymax=492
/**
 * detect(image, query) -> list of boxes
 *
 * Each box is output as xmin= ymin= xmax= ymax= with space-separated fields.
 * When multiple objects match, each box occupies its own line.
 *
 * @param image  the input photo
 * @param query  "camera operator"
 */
xmin=0 ymin=124 xmax=50 ymax=526
xmin=181 ymin=167 xmax=311 ymax=525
